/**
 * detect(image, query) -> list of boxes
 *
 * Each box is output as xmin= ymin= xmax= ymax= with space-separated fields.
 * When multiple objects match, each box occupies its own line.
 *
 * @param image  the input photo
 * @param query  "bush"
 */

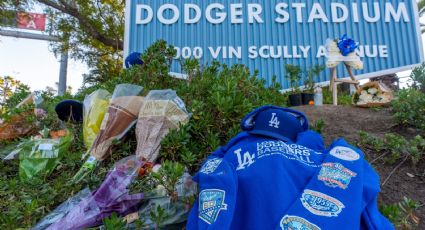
xmin=391 ymin=89 xmax=425 ymax=130
xmin=380 ymin=197 xmax=421 ymax=229
xmin=0 ymin=40 xmax=288 ymax=228
xmin=322 ymin=86 xmax=352 ymax=105
xmin=358 ymin=131 xmax=425 ymax=165
xmin=410 ymin=63 xmax=425 ymax=93
xmin=79 ymin=40 xmax=287 ymax=172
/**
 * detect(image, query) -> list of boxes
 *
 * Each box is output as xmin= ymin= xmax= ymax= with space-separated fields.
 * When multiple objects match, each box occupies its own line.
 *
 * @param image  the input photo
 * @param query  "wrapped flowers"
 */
xmin=326 ymin=35 xmax=363 ymax=70
xmin=353 ymin=82 xmax=394 ymax=107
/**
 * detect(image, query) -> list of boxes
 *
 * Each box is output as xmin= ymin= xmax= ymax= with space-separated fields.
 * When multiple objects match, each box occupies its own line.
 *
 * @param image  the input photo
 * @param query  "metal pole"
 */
xmin=58 ymin=50 xmax=68 ymax=96
xmin=0 ymin=29 xmax=59 ymax=42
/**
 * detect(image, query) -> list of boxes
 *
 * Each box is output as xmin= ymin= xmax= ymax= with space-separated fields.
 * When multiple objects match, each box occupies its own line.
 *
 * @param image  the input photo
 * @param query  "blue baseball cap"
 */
xmin=125 ymin=52 xmax=144 ymax=68
xmin=55 ymin=100 xmax=83 ymax=122
xmin=241 ymin=106 xmax=309 ymax=142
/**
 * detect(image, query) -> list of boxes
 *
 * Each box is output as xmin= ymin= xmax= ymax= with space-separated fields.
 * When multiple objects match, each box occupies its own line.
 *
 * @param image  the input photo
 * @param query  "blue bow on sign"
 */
xmin=337 ymin=34 xmax=359 ymax=56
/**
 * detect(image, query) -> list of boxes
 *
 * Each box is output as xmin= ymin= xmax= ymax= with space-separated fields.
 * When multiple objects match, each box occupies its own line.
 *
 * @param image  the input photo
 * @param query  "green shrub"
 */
xmin=358 ymin=131 xmax=425 ymax=165
xmin=310 ymin=119 xmax=325 ymax=134
xmin=410 ymin=63 xmax=425 ymax=93
xmin=391 ymin=89 xmax=425 ymax=130
xmin=322 ymin=86 xmax=352 ymax=105
xmin=380 ymin=197 xmax=421 ymax=229
xmin=79 ymin=40 xmax=287 ymax=173
xmin=0 ymin=40 xmax=288 ymax=228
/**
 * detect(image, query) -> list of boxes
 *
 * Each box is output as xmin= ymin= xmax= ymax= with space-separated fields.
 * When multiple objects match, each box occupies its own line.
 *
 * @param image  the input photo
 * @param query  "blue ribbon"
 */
xmin=337 ymin=34 xmax=359 ymax=56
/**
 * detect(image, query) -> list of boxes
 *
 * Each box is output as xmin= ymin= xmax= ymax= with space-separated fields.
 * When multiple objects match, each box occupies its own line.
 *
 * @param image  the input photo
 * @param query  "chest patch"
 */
xmin=329 ymin=146 xmax=360 ymax=161
xmin=199 ymin=189 xmax=228 ymax=224
xmin=318 ymin=163 xmax=357 ymax=189
xmin=300 ymin=189 xmax=345 ymax=217
xmin=200 ymin=158 xmax=223 ymax=174
xmin=280 ymin=215 xmax=321 ymax=230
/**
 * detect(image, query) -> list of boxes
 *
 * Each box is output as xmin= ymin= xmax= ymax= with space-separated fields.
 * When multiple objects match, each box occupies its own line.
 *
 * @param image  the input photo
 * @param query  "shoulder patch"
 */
xmin=318 ymin=163 xmax=357 ymax=189
xmin=301 ymin=189 xmax=345 ymax=217
xmin=329 ymin=146 xmax=360 ymax=161
xmin=199 ymin=189 xmax=228 ymax=224
xmin=280 ymin=215 xmax=321 ymax=230
xmin=200 ymin=158 xmax=223 ymax=174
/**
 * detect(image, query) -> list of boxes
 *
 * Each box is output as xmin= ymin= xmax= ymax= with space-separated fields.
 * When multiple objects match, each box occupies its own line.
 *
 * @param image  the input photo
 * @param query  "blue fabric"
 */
xmin=296 ymin=130 xmax=326 ymax=153
xmin=187 ymin=134 xmax=393 ymax=230
xmin=125 ymin=52 xmax=143 ymax=68
xmin=241 ymin=106 xmax=309 ymax=142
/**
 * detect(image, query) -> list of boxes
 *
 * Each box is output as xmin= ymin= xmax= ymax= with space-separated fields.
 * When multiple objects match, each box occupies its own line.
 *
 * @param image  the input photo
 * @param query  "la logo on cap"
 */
xmin=269 ymin=113 xmax=280 ymax=128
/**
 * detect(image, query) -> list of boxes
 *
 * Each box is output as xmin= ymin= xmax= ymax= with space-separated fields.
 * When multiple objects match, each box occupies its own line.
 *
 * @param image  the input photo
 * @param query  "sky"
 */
xmin=0 ymin=36 xmax=86 ymax=92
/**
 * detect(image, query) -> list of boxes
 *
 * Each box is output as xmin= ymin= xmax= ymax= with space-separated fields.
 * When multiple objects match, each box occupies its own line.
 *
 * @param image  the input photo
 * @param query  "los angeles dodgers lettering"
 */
xmin=199 ymin=189 xmax=228 ymax=224
xmin=318 ymin=163 xmax=357 ymax=189
xmin=256 ymin=141 xmax=319 ymax=167
xmin=300 ymin=189 xmax=345 ymax=217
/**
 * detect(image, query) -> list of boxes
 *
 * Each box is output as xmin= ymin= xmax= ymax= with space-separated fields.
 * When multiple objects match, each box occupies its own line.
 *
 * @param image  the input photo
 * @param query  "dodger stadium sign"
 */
xmin=125 ymin=1 xmax=424 ymax=88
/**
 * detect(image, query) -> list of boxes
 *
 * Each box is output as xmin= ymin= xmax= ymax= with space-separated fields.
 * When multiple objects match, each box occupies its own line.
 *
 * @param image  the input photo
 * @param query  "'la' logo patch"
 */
xmin=301 ymin=189 xmax=345 ymax=217
xmin=269 ymin=113 xmax=280 ymax=128
xmin=199 ymin=189 xmax=228 ymax=224
xmin=318 ymin=163 xmax=357 ymax=189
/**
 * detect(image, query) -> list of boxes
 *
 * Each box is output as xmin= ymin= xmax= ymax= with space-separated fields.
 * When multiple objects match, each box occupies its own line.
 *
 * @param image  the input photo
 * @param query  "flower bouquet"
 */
xmin=326 ymin=34 xmax=363 ymax=70
xmin=352 ymin=81 xmax=394 ymax=107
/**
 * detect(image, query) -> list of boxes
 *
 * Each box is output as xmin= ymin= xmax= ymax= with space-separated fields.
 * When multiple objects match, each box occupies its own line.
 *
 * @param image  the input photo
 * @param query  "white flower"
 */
xmin=359 ymin=94 xmax=373 ymax=102
xmin=368 ymin=88 xmax=378 ymax=95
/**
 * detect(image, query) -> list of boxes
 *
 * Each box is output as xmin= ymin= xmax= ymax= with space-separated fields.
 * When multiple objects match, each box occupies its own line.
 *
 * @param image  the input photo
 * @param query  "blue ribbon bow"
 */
xmin=337 ymin=34 xmax=359 ymax=56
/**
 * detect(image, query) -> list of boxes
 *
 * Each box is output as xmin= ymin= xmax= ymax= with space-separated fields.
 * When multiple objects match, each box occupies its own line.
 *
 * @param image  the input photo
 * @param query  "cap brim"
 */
xmin=248 ymin=130 xmax=293 ymax=143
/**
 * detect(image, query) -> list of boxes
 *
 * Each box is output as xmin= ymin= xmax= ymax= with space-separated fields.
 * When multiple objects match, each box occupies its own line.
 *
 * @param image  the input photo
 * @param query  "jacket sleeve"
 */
xmin=360 ymin=162 xmax=394 ymax=230
xmin=186 ymin=156 xmax=238 ymax=230
xmin=296 ymin=130 xmax=326 ymax=153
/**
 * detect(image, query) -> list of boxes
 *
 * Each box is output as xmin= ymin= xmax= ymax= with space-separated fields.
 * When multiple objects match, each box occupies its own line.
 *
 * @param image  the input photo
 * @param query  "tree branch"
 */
xmin=36 ymin=0 xmax=123 ymax=50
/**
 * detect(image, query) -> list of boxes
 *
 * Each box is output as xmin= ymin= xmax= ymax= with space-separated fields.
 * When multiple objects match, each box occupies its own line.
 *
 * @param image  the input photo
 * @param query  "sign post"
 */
xmin=125 ymin=0 xmax=424 ymax=89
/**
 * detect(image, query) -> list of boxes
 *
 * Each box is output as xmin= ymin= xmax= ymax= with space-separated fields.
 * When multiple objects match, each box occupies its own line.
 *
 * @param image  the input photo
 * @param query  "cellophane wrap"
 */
xmin=19 ymin=133 xmax=73 ymax=181
xmin=135 ymin=90 xmax=190 ymax=162
xmin=83 ymin=89 xmax=111 ymax=149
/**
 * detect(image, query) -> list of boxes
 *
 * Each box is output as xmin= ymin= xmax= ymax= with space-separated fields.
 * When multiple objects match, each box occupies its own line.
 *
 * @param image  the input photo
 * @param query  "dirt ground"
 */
xmin=295 ymin=105 xmax=425 ymax=228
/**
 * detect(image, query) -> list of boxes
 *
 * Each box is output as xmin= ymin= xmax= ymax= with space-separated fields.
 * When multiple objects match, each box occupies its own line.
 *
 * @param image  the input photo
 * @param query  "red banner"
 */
xmin=16 ymin=12 xmax=46 ymax=31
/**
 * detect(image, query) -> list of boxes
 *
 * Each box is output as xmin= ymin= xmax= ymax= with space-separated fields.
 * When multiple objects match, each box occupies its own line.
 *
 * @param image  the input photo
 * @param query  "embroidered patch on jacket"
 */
xmin=318 ymin=163 xmax=357 ymax=189
xmin=199 ymin=189 xmax=228 ymax=224
xmin=329 ymin=146 xmax=360 ymax=161
xmin=280 ymin=215 xmax=321 ymax=230
xmin=200 ymin=158 xmax=223 ymax=174
xmin=300 ymin=189 xmax=345 ymax=217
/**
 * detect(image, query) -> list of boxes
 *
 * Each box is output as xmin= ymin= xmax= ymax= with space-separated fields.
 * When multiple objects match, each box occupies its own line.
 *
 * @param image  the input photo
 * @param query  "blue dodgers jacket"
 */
xmin=186 ymin=132 xmax=393 ymax=230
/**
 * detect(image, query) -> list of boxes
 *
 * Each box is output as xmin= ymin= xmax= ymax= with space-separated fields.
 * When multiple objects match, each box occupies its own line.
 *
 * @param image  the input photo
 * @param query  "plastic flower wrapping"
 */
xmin=326 ymin=34 xmax=363 ymax=70
xmin=126 ymin=172 xmax=197 ymax=229
xmin=0 ymin=92 xmax=44 ymax=141
xmin=18 ymin=131 xmax=73 ymax=181
xmin=353 ymin=81 xmax=394 ymax=107
xmin=90 ymin=84 xmax=144 ymax=161
xmin=74 ymin=84 xmax=143 ymax=183
xmin=34 ymin=155 xmax=145 ymax=230
xmin=135 ymin=89 xmax=190 ymax=162
xmin=82 ymin=89 xmax=111 ymax=149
